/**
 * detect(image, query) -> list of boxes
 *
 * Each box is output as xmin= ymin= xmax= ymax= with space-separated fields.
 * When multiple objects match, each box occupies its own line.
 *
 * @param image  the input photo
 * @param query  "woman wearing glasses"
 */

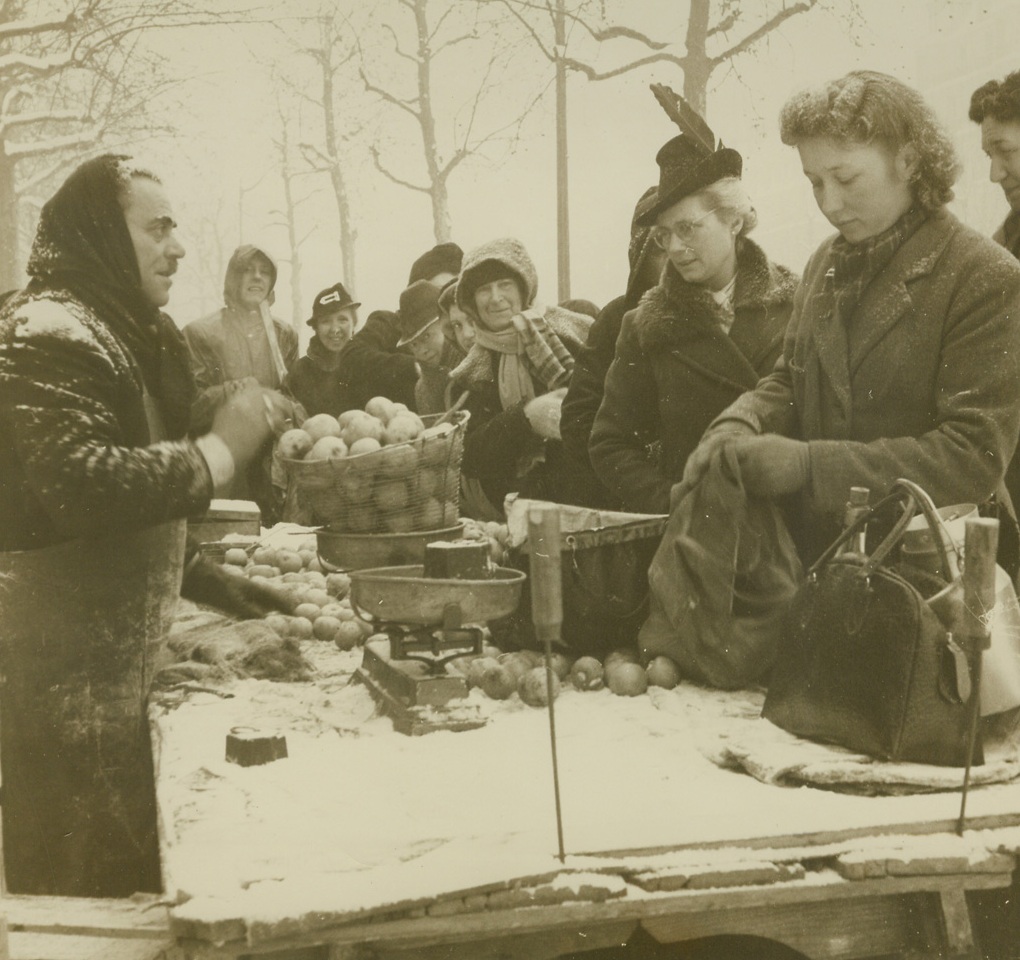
xmin=589 ymin=123 xmax=797 ymax=514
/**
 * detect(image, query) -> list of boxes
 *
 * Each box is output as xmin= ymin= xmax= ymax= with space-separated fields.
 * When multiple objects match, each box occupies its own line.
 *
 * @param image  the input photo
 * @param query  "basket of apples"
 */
xmin=278 ymin=396 xmax=467 ymax=535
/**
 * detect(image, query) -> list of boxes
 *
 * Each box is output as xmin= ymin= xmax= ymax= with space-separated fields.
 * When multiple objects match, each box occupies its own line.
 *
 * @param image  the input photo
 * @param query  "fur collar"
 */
xmin=450 ymin=305 xmax=592 ymax=388
xmin=635 ymin=237 xmax=797 ymax=350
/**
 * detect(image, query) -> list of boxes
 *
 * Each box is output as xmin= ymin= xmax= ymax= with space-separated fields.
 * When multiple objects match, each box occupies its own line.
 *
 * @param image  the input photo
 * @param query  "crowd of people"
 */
xmin=3 ymin=67 xmax=1020 ymax=899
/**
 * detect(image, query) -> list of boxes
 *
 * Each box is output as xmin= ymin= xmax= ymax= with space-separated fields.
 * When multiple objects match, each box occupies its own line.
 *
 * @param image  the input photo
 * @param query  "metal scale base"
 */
xmin=356 ymin=621 xmax=487 ymax=736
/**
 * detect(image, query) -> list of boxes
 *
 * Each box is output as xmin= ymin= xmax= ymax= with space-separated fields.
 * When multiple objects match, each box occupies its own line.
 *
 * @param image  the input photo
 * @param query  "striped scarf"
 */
xmin=473 ymin=311 xmax=575 ymax=408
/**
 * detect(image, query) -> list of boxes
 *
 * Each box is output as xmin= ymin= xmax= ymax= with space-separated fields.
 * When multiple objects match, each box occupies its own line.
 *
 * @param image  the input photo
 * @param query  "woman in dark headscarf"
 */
xmin=0 ymin=154 xmax=286 ymax=897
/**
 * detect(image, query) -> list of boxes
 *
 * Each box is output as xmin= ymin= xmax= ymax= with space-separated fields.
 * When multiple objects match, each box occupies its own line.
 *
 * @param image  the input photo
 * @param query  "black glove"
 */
xmin=181 ymin=555 xmax=294 ymax=619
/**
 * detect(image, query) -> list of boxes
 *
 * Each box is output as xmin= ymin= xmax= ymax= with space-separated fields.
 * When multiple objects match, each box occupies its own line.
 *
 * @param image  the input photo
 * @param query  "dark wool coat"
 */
xmin=415 ymin=335 xmax=466 ymax=415
xmin=284 ymin=335 xmax=355 ymax=417
xmin=0 ymin=296 xmax=213 ymax=550
xmin=720 ymin=208 xmax=1020 ymax=561
xmin=338 ymin=309 xmax=418 ymax=411
xmin=994 ymin=209 xmax=1020 ymax=261
xmin=589 ymin=238 xmax=798 ymax=514
xmin=451 ymin=306 xmax=591 ymax=514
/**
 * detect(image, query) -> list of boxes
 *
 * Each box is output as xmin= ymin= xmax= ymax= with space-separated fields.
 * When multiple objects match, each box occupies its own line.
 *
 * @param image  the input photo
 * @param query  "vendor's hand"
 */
xmin=210 ymin=382 xmax=276 ymax=466
xmin=524 ymin=387 xmax=567 ymax=440
xmin=181 ymin=556 xmax=296 ymax=619
xmin=679 ymin=422 xmax=757 ymax=495
xmin=225 ymin=376 xmax=260 ymax=396
xmin=733 ymin=435 xmax=810 ymax=498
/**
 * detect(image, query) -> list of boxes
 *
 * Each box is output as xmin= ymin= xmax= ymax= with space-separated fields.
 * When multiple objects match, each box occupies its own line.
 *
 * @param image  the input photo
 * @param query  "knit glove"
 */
xmin=181 ymin=555 xmax=295 ymax=619
xmin=733 ymin=435 xmax=811 ymax=497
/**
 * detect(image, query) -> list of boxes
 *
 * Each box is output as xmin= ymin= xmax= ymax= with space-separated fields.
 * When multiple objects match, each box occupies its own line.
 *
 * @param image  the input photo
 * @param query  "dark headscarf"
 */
xmin=24 ymin=153 xmax=194 ymax=439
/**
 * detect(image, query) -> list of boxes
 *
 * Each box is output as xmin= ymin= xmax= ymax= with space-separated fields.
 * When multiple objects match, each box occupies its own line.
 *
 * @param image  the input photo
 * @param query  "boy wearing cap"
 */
xmin=284 ymin=282 xmax=359 ymax=417
xmin=395 ymin=279 xmax=467 ymax=415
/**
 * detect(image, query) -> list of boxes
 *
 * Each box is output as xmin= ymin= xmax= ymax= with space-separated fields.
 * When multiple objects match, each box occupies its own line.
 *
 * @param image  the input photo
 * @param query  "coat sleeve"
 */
xmin=339 ymin=311 xmax=418 ymax=410
xmin=183 ymin=319 xmax=231 ymax=434
xmin=588 ymin=309 xmax=671 ymax=513
xmin=709 ymin=277 xmax=808 ymax=439
xmin=1 ymin=306 xmax=213 ymax=541
xmin=560 ymin=298 xmax=624 ymax=470
xmin=458 ymin=381 xmax=535 ymax=482
xmin=804 ymin=247 xmax=1020 ymax=514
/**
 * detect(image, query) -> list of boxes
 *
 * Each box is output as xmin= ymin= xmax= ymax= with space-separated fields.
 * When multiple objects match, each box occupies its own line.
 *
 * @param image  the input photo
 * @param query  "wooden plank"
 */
xmin=8 ymin=932 xmax=180 ymax=960
xmin=0 ymin=897 xmax=170 ymax=940
xmin=577 ymin=810 xmax=1020 ymax=861
xmin=938 ymin=887 xmax=978 ymax=958
xmin=176 ymin=869 xmax=1012 ymax=958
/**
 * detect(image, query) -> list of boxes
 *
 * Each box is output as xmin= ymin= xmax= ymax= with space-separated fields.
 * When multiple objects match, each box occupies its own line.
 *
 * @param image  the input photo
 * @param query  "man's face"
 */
xmin=408 ymin=320 xmax=446 ymax=367
xmin=981 ymin=116 xmax=1020 ymax=211
xmin=238 ymin=255 xmax=274 ymax=309
xmin=121 ymin=176 xmax=185 ymax=308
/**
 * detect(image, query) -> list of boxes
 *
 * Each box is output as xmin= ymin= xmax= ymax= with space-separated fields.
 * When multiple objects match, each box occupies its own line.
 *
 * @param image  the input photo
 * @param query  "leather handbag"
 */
xmin=763 ymin=479 xmax=982 ymax=767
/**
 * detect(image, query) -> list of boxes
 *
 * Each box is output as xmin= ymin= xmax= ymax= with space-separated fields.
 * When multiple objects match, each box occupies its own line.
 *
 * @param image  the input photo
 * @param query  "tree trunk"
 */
xmin=682 ymin=0 xmax=712 ymax=116
xmin=554 ymin=0 xmax=570 ymax=301
xmin=280 ymin=142 xmax=304 ymax=337
xmin=413 ymin=0 xmax=451 ymax=242
xmin=321 ymin=23 xmax=358 ymax=288
xmin=0 ymin=149 xmax=20 ymax=292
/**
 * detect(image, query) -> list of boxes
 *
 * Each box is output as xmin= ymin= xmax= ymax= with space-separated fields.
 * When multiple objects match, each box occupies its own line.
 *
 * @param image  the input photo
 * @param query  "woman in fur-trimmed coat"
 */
xmin=590 ymin=221 xmax=797 ymax=515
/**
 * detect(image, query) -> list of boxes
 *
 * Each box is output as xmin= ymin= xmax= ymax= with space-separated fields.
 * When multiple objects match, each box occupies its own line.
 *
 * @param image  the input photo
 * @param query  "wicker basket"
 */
xmin=283 ymin=411 xmax=467 ymax=534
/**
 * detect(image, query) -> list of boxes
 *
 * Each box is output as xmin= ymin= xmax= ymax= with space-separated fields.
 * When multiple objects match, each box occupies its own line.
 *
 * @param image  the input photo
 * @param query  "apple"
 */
xmin=277 ymin=428 xmax=314 ymax=460
xmin=306 ymin=435 xmax=348 ymax=461
xmin=301 ymin=413 xmax=343 ymax=443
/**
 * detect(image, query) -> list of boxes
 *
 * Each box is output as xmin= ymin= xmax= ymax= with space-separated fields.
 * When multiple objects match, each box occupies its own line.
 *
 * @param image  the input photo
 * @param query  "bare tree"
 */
xmin=0 ymin=0 xmax=257 ymax=288
xmin=354 ymin=0 xmax=547 ymax=243
xmin=493 ymin=0 xmax=853 ymax=296
xmin=283 ymin=14 xmax=361 ymax=291
xmin=269 ymin=99 xmax=318 ymax=337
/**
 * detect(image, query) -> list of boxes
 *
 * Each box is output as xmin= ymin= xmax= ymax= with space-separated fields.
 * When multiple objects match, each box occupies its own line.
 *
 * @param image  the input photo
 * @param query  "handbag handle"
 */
xmin=806 ymin=478 xmax=953 ymax=580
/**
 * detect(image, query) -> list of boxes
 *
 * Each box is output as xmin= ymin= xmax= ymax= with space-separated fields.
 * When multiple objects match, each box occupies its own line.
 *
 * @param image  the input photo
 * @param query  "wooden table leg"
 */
xmin=939 ymin=887 xmax=981 ymax=959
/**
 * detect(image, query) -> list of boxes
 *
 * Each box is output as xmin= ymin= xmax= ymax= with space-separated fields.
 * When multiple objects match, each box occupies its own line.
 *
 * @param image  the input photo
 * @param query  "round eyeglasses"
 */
xmin=651 ymin=207 xmax=719 ymax=250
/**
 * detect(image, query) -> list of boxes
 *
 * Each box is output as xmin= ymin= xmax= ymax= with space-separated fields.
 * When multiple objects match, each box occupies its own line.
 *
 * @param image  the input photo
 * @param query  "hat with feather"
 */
xmin=638 ymin=84 xmax=743 ymax=226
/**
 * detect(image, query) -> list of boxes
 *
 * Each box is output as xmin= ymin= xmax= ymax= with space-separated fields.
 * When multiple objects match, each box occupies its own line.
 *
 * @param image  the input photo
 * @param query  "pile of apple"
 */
xmin=220 ymin=537 xmax=374 ymax=650
xmin=459 ymin=517 xmax=512 ymax=565
xmin=449 ymin=646 xmax=683 ymax=706
xmin=277 ymin=397 xmax=460 ymax=534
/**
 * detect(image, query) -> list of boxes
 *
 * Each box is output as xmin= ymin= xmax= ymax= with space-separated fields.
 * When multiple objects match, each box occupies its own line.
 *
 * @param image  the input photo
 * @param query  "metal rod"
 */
xmin=528 ymin=504 xmax=566 ymax=862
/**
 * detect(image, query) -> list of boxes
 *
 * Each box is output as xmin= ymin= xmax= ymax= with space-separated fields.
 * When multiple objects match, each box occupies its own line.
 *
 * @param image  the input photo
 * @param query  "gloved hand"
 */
xmin=733 ymin=435 xmax=811 ymax=497
xmin=524 ymin=387 xmax=567 ymax=440
xmin=181 ymin=555 xmax=295 ymax=619
xmin=210 ymin=381 xmax=276 ymax=467
xmin=678 ymin=421 xmax=757 ymax=497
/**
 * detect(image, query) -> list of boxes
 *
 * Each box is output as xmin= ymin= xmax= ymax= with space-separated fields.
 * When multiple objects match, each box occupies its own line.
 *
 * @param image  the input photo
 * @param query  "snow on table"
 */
xmin=152 ymin=640 xmax=1020 ymax=943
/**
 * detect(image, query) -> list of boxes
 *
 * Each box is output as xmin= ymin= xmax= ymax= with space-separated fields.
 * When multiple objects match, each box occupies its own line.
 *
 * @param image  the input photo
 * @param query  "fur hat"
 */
xmin=395 ymin=280 xmax=442 ymax=346
xmin=407 ymin=242 xmax=464 ymax=285
xmin=306 ymin=281 xmax=359 ymax=327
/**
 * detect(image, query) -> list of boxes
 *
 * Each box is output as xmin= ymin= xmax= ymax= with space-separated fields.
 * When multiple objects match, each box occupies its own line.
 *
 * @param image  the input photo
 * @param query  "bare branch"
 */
xmin=562 ymin=50 xmax=685 ymax=81
xmin=380 ymin=22 xmax=417 ymax=62
xmin=711 ymin=1 xmax=819 ymax=67
xmin=359 ymin=67 xmax=420 ymax=117
xmin=707 ymin=11 xmax=739 ymax=38
xmin=0 ymin=11 xmax=78 ymax=42
xmin=369 ymin=143 xmax=427 ymax=193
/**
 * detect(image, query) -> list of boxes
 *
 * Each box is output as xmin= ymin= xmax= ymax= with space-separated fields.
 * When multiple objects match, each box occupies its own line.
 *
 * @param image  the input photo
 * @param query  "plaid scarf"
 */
xmin=472 ymin=310 xmax=575 ymax=407
xmin=830 ymin=206 xmax=929 ymax=326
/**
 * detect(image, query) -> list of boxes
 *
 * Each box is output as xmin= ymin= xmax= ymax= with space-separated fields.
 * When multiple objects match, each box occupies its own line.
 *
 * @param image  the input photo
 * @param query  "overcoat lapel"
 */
xmin=848 ymin=218 xmax=951 ymax=373
xmin=807 ymin=275 xmax=852 ymax=416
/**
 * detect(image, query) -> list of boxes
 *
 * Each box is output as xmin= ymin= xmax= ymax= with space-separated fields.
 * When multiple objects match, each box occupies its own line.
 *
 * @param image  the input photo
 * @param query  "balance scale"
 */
xmin=349 ymin=563 xmax=527 ymax=736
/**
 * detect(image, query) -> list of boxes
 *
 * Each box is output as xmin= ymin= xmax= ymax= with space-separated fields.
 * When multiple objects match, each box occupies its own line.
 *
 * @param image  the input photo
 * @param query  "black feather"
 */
xmin=650 ymin=83 xmax=716 ymax=153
